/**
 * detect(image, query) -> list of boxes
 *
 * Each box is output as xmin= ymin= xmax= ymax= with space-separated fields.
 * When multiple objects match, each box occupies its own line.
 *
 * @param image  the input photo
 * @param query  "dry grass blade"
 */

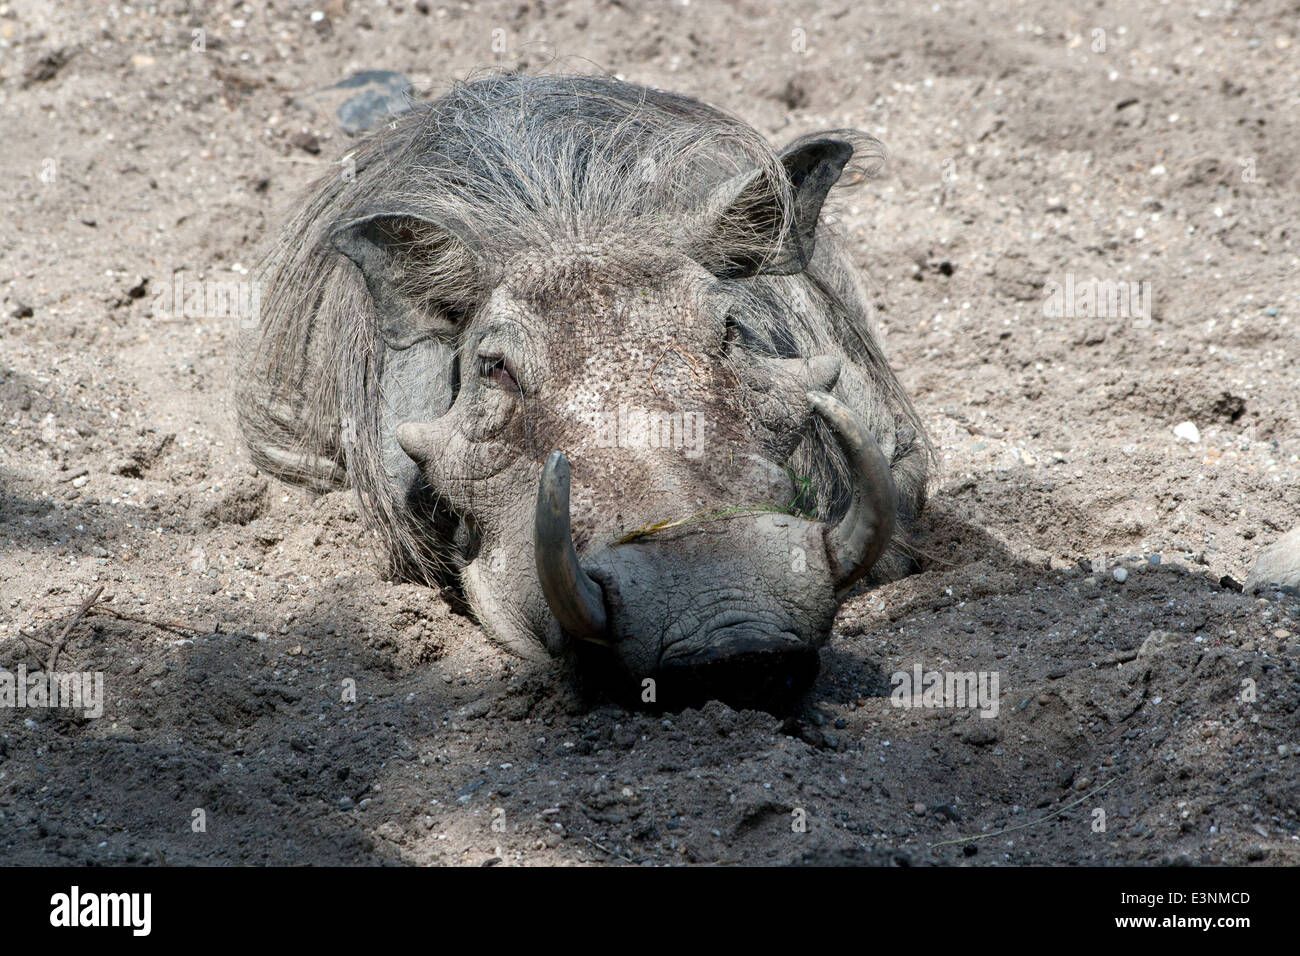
xmin=612 ymin=503 xmax=792 ymax=545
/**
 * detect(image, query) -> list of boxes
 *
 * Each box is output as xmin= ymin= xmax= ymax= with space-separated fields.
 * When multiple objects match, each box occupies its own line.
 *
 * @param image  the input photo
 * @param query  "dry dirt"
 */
xmin=1 ymin=0 xmax=1298 ymax=866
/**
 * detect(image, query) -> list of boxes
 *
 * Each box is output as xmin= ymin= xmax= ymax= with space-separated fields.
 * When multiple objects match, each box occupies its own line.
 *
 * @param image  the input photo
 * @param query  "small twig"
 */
xmin=930 ymin=778 xmax=1115 ymax=848
xmin=17 ymin=629 xmax=52 ymax=647
xmin=895 ymin=537 xmax=961 ymax=569
xmin=17 ymin=632 xmax=52 ymax=669
xmin=87 ymin=605 xmax=200 ymax=636
xmin=582 ymin=835 xmax=634 ymax=864
xmin=46 ymin=585 xmax=103 ymax=673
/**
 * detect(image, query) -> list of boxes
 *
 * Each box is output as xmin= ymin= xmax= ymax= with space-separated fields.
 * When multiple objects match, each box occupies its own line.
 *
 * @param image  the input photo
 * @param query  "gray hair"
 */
xmin=235 ymin=72 xmax=929 ymax=585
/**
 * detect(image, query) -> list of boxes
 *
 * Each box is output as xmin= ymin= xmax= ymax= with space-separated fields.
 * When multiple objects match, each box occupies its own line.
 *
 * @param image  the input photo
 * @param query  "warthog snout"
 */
xmin=534 ymin=392 xmax=897 ymax=708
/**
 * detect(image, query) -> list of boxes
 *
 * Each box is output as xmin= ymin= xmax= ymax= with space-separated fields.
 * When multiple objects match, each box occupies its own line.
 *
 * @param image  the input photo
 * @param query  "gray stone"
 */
xmin=332 ymin=70 xmax=414 ymax=135
xmin=1246 ymin=526 xmax=1300 ymax=592
xmin=1139 ymin=630 xmax=1182 ymax=657
xmin=299 ymin=71 xmax=417 ymax=138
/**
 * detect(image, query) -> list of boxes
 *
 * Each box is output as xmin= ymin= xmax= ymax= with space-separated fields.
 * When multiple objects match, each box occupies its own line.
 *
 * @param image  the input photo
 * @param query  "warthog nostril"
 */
xmin=658 ymin=627 xmax=819 ymax=711
xmin=661 ymin=626 xmax=805 ymax=664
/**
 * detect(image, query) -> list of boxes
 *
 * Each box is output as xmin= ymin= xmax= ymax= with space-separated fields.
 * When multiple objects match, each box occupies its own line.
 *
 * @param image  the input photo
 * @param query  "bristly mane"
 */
xmin=235 ymin=72 xmax=929 ymax=586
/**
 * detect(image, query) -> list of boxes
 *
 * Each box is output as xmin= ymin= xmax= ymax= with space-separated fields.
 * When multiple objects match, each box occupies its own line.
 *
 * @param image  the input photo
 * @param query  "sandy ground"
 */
xmin=1 ymin=0 xmax=1298 ymax=866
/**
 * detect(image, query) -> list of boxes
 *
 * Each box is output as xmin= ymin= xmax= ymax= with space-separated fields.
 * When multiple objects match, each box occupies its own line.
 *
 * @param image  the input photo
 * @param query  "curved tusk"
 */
xmin=807 ymin=392 xmax=898 ymax=593
xmin=535 ymin=451 xmax=609 ymax=644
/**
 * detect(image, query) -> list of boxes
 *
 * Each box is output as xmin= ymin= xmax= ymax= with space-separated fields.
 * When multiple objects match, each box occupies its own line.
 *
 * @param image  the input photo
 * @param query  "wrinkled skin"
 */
xmin=394 ymin=247 xmax=862 ymax=708
xmin=242 ymin=77 xmax=926 ymax=711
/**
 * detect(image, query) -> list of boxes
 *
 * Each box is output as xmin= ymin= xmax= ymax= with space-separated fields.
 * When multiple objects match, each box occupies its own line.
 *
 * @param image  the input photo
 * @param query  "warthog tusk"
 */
xmin=535 ymin=451 xmax=609 ymax=644
xmin=807 ymin=391 xmax=898 ymax=593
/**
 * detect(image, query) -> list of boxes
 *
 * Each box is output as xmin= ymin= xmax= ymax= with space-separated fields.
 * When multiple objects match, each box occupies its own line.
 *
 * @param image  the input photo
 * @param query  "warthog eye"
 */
xmin=722 ymin=310 xmax=747 ymax=353
xmin=477 ymin=353 xmax=520 ymax=393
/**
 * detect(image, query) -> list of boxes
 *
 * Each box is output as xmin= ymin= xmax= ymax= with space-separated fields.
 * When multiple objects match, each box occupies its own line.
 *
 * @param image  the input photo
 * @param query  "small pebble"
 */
xmin=912 ymin=802 xmax=927 ymax=816
xmin=1173 ymin=421 xmax=1200 ymax=443
xmin=291 ymin=130 xmax=321 ymax=154
xmin=1112 ymin=568 xmax=1128 ymax=583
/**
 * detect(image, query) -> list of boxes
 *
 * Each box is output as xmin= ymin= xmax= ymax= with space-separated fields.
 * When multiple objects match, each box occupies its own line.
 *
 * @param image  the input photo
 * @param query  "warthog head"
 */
xmin=239 ymin=75 xmax=929 ymax=710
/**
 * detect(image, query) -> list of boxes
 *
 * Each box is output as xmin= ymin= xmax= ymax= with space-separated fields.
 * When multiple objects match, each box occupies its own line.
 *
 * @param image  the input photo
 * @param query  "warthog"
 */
xmin=236 ymin=74 xmax=930 ymax=708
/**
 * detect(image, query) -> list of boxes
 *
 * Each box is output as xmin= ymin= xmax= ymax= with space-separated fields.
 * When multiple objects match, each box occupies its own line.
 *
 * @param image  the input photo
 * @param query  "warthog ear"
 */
xmin=330 ymin=210 xmax=483 ymax=349
xmin=693 ymin=138 xmax=854 ymax=279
